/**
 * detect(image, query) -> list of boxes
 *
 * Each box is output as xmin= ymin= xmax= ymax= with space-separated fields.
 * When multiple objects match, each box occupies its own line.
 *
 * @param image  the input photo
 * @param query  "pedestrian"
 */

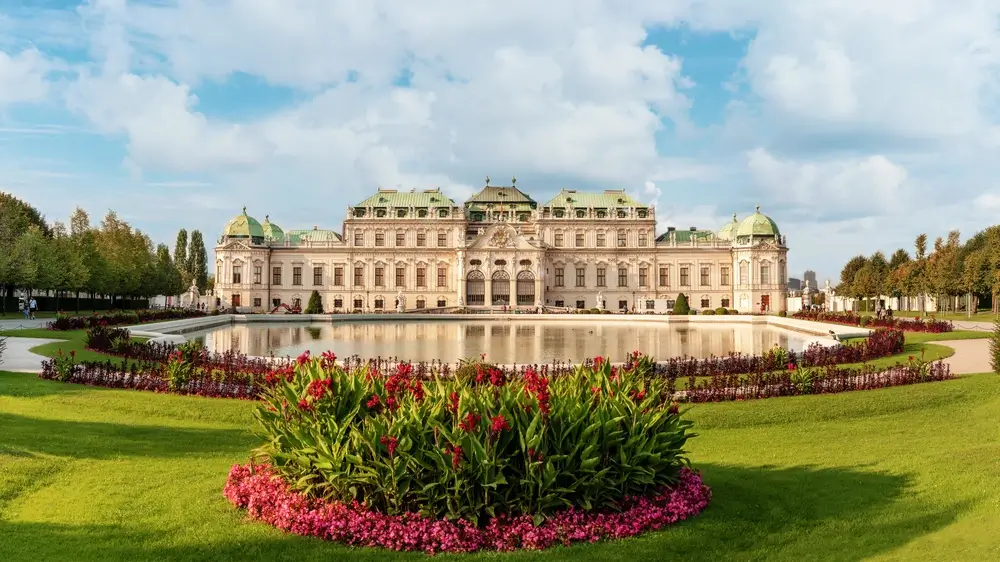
xmin=29 ymin=297 xmax=37 ymax=320
xmin=22 ymin=300 xmax=29 ymax=320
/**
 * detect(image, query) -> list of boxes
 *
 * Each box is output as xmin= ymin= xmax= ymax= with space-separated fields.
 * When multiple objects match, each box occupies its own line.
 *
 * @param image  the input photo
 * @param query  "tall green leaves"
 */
xmin=991 ymin=319 xmax=1000 ymax=375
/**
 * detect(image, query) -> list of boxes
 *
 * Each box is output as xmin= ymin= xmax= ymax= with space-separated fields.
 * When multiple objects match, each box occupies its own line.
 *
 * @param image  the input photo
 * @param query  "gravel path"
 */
xmin=0 ymin=336 xmax=61 ymax=373
xmin=936 ymin=339 xmax=994 ymax=374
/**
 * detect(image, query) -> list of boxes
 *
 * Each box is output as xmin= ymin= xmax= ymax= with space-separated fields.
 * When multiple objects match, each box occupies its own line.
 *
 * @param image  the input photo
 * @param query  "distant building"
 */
xmin=787 ymin=277 xmax=802 ymax=291
xmin=803 ymin=270 xmax=817 ymax=292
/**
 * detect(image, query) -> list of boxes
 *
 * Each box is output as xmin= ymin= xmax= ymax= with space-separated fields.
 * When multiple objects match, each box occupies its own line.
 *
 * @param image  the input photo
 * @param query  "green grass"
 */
xmin=860 ymin=309 xmax=999 ymax=322
xmin=904 ymin=330 xmax=991 ymax=343
xmin=0 ymin=329 xmax=145 ymax=367
xmin=0 ymin=310 xmax=104 ymax=320
xmin=1 ymin=371 xmax=999 ymax=561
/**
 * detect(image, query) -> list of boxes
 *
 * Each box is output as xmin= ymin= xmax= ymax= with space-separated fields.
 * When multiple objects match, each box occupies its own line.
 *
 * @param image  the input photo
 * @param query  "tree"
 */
xmin=48 ymin=221 xmax=89 ymax=310
xmin=305 ymin=290 xmax=324 ymax=314
xmin=838 ymin=255 xmax=869 ymax=300
xmin=156 ymin=243 xmax=184 ymax=297
xmin=852 ymin=264 xmax=880 ymax=311
xmin=174 ymin=229 xmax=190 ymax=287
xmin=674 ymin=293 xmax=690 ymax=315
xmin=889 ymin=248 xmax=911 ymax=270
xmin=189 ymin=230 xmax=208 ymax=291
xmin=0 ymin=194 xmax=52 ymax=311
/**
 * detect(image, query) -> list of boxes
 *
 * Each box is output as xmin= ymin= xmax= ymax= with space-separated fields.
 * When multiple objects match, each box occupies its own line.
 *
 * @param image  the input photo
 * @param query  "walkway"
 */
xmin=937 ymin=339 xmax=994 ymax=375
xmin=1 ymin=336 xmax=60 ymax=373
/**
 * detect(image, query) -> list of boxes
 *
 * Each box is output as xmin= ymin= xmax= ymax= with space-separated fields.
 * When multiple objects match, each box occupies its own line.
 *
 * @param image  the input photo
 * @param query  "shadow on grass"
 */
xmin=0 ymin=373 xmax=84 ymax=399
xmin=0 ymin=412 xmax=255 ymax=460
xmin=0 ymin=464 xmax=973 ymax=562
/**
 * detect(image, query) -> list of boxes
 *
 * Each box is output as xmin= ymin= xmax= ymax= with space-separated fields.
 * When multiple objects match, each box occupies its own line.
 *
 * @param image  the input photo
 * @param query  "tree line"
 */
xmin=0 ymin=192 xmax=210 ymax=313
xmin=837 ymin=227 xmax=1000 ymax=313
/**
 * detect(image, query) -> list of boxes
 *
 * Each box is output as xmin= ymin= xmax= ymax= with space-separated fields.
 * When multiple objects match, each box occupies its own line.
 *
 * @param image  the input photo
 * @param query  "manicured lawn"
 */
xmin=860 ymin=310 xmax=999 ymax=322
xmin=0 ymin=329 xmax=145 ymax=366
xmin=0 ymin=310 xmax=103 ymax=320
xmin=2 ymin=371 xmax=999 ymax=560
xmin=905 ymin=330 xmax=991 ymax=343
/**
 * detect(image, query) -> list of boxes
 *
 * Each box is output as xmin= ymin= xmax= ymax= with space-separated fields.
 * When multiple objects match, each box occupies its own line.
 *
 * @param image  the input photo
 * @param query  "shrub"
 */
xmin=46 ymin=308 xmax=206 ymax=331
xmin=51 ymin=349 xmax=79 ymax=382
xmin=715 ymin=307 xmax=728 ymax=315
xmin=991 ymin=319 xmax=1000 ymax=374
xmin=778 ymin=310 xmax=787 ymax=317
xmin=304 ymin=290 xmax=324 ymax=314
xmin=85 ymin=325 xmax=131 ymax=351
xmin=728 ymin=309 xmax=738 ymax=315
xmin=253 ymin=353 xmax=696 ymax=526
xmin=674 ymin=293 xmax=690 ymax=315
xmin=701 ymin=309 xmax=716 ymax=315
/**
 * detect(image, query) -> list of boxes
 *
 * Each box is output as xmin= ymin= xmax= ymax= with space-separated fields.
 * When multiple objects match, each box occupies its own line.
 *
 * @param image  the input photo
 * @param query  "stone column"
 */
xmin=485 ymin=276 xmax=493 ymax=307
xmin=457 ymin=250 xmax=465 ymax=306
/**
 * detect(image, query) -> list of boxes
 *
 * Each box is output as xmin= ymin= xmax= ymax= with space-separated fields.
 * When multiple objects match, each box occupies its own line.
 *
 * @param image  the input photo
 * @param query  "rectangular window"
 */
xmin=554 ymin=233 xmax=564 ymax=247
xmin=760 ymin=264 xmax=771 ymax=284
xmin=417 ymin=232 xmax=426 ymax=247
xmin=375 ymin=232 xmax=385 ymax=246
xmin=353 ymin=266 xmax=363 ymax=287
xmin=253 ymin=297 xmax=262 ymax=307
xmin=575 ymin=267 xmax=585 ymax=287
xmin=375 ymin=266 xmax=385 ymax=287
xmin=575 ymin=232 xmax=584 ymax=247
xmin=645 ymin=299 xmax=655 ymax=310
xmin=395 ymin=232 xmax=405 ymax=247
xmin=617 ymin=231 xmax=627 ymax=247
xmin=313 ymin=267 xmax=322 ymax=286
xmin=555 ymin=267 xmax=565 ymax=287
xmin=416 ymin=267 xmax=427 ymax=288
xmin=700 ymin=267 xmax=710 ymax=287
xmin=721 ymin=297 xmax=731 ymax=308
xmin=639 ymin=267 xmax=648 ymax=287
xmin=353 ymin=232 xmax=363 ymax=246
xmin=658 ymin=266 xmax=669 ymax=287
xmin=395 ymin=265 xmax=405 ymax=287
xmin=437 ymin=266 xmax=447 ymax=288
xmin=333 ymin=298 xmax=343 ymax=309
xmin=618 ymin=267 xmax=628 ymax=287
xmin=596 ymin=232 xmax=606 ymax=247
xmin=721 ymin=266 xmax=730 ymax=286
xmin=618 ymin=300 xmax=627 ymax=311
xmin=232 ymin=265 xmax=242 ymax=284
xmin=596 ymin=267 xmax=606 ymax=287
xmin=700 ymin=298 xmax=711 ymax=308
xmin=253 ymin=265 xmax=262 ymax=284
xmin=416 ymin=299 xmax=426 ymax=309
xmin=272 ymin=298 xmax=281 ymax=308
xmin=555 ymin=300 xmax=565 ymax=307
xmin=680 ymin=267 xmax=690 ymax=287
xmin=438 ymin=232 xmax=447 ymax=247
xmin=639 ymin=232 xmax=647 ymax=247
xmin=272 ymin=267 xmax=282 ymax=285
xmin=576 ymin=300 xmax=585 ymax=309
xmin=374 ymin=297 xmax=384 ymax=310
xmin=437 ymin=298 xmax=446 ymax=307
xmin=334 ymin=266 xmax=344 ymax=286
xmin=292 ymin=267 xmax=302 ymax=286
xmin=353 ymin=297 xmax=363 ymax=310
xmin=666 ymin=299 xmax=676 ymax=310
xmin=740 ymin=262 xmax=749 ymax=285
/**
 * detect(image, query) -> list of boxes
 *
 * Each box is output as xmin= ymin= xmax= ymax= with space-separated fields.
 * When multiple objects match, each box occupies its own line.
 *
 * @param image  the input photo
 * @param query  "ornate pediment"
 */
xmin=219 ymin=239 xmax=253 ymax=252
xmin=755 ymin=239 xmax=781 ymax=251
xmin=468 ymin=223 xmax=540 ymax=251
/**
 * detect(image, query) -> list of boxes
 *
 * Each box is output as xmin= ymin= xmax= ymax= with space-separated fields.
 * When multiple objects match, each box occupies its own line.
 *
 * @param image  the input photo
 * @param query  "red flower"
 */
xmin=459 ymin=412 xmax=481 ymax=433
xmin=447 ymin=445 xmax=463 ymax=470
xmin=320 ymin=350 xmax=337 ymax=369
xmin=628 ymin=389 xmax=646 ymax=401
xmin=594 ymin=356 xmax=604 ymax=369
xmin=668 ymin=402 xmax=680 ymax=415
xmin=490 ymin=414 xmax=510 ymax=434
xmin=306 ymin=378 xmax=333 ymax=400
xmin=380 ymin=435 xmax=399 ymax=457
xmin=447 ymin=391 xmax=460 ymax=415
xmin=296 ymin=350 xmax=311 ymax=366
xmin=366 ymin=394 xmax=382 ymax=410
xmin=787 ymin=363 xmax=796 ymax=371
xmin=385 ymin=396 xmax=399 ymax=411
xmin=297 ymin=398 xmax=312 ymax=411
xmin=69 ymin=350 xmax=76 ymax=357
xmin=409 ymin=379 xmax=425 ymax=402
xmin=488 ymin=367 xmax=506 ymax=387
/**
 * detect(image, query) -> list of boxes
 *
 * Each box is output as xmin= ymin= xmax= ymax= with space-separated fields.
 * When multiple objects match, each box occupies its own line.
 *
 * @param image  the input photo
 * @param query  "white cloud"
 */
xmin=0 ymin=48 xmax=53 ymax=106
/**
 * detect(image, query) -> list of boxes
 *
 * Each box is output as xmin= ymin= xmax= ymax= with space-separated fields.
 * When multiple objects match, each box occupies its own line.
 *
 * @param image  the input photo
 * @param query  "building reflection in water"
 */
xmin=187 ymin=320 xmax=811 ymax=364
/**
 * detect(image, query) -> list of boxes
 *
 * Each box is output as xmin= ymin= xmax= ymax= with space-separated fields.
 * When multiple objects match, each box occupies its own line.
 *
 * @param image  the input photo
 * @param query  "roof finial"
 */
xmin=732 ymin=212 xmax=737 ymax=221
xmin=755 ymin=204 xmax=760 ymax=213
xmin=485 ymin=175 xmax=490 ymax=186
xmin=511 ymin=175 xmax=516 ymax=185
xmin=265 ymin=214 xmax=269 ymax=222
xmin=242 ymin=206 xmax=247 ymax=215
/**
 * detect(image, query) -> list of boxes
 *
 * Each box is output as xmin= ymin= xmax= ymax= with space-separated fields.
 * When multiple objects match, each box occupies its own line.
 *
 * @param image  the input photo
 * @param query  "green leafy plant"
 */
xmin=305 ymin=290 xmax=324 ymax=314
xmin=52 ymin=349 xmax=78 ymax=382
xmin=674 ymin=293 xmax=690 ymax=315
xmin=165 ymin=340 xmax=203 ymax=391
xmin=252 ymin=352 xmax=696 ymax=526
xmin=990 ymin=319 xmax=1000 ymax=374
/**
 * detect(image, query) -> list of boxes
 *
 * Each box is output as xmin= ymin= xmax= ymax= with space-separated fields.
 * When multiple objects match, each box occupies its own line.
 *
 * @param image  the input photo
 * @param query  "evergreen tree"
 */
xmin=174 ymin=229 xmax=190 ymax=286
xmin=189 ymin=230 xmax=208 ymax=290
xmin=674 ymin=293 xmax=690 ymax=315
xmin=305 ymin=290 xmax=324 ymax=314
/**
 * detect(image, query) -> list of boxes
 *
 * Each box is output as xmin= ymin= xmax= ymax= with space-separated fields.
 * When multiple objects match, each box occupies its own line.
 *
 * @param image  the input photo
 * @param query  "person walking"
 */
xmin=29 ymin=297 xmax=37 ymax=319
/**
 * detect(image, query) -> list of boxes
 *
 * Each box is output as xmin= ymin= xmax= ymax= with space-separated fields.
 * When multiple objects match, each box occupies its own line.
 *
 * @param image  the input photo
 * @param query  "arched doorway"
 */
xmin=466 ymin=270 xmax=485 ymax=305
xmin=492 ymin=270 xmax=510 ymax=305
xmin=516 ymin=270 xmax=535 ymax=305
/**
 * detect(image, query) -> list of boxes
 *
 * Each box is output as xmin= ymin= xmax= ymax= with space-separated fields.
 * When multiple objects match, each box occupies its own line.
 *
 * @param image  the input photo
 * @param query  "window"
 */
xmin=232 ymin=265 xmax=242 ymax=284
xmin=721 ymin=297 xmax=731 ymax=308
xmin=680 ymin=267 xmax=690 ymax=287
xmin=334 ymin=266 xmax=344 ymax=286
xmin=438 ymin=232 xmax=447 ymax=247
xmin=554 ymin=232 xmax=564 ymax=247
xmin=353 ymin=266 xmax=364 ymax=287
xmin=645 ymin=299 xmax=655 ymax=310
xmin=700 ymin=267 xmax=710 ymax=287
xmin=375 ymin=266 xmax=385 ymax=287
xmin=596 ymin=267 xmax=606 ymax=287
xmin=617 ymin=231 xmax=626 ymax=247
xmin=417 ymin=232 xmax=426 ymax=247
xmin=354 ymin=232 xmax=363 ymax=246
xmin=721 ymin=266 xmax=730 ymax=286
xmin=437 ymin=298 xmax=446 ymax=307
xmin=575 ymin=267 xmax=586 ymax=287
xmin=395 ymin=232 xmax=405 ymax=246
xmin=216 ymin=263 xmax=221 ymax=282
xmin=554 ymin=267 xmax=565 ymax=287
xmin=272 ymin=266 xmax=282 ymax=285
xmin=575 ymin=232 xmax=584 ymax=247
xmin=760 ymin=263 xmax=771 ymax=284
xmin=333 ymin=298 xmax=343 ymax=309
xmin=617 ymin=210 xmax=626 ymax=218
xmin=596 ymin=232 xmax=606 ymax=247
xmin=374 ymin=297 xmax=384 ymax=310
xmin=395 ymin=265 xmax=405 ymax=288
xmin=659 ymin=266 xmax=669 ymax=287
xmin=397 ymin=209 xmax=407 ymax=218
xmin=416 ymin=299 xmax=426 ymax=309
xmin=639 ymin=266 xmax=648 ymax=287
xmin=639 ymin=232 xmax=647 ymax=246
xmin=740 ymin=262 xmax=749 ymax=285
xmin=416 ymin=266 xmax=427 ymax=288
xmin=597 ymin=210 xmax=607 ymax=219
xmin=272 ymin=298 xmax=281 ymax=308
xmin=253 ymin=265 xmax=262 ymax=284
xmin=313 ymin=267 xmax=322 ymax=286
xmin=576 ymin=210 xmax=586 ymax=218
xmin=576 ymin=300 xmax=585 ymax=309
xmin=666 ymin=299 xmax=676 ymax=309
xmin=438 ymin=209 xmax=449 ymax=218
xmin=700 ymin=298 xmax=710 ymax=308
xmin=353 ymin=297 xmax=363 ymax=310
xmin=292 ymin=266 xmax=302 ymax=286
xmin=375 ymin=232 xmax=385 ymax=246
xmin=253 ymin=297 xmax=262 ymax=307
xmin=618 ymin=267 xmax=628 ymax=287
xmin=418 ymin=209 xmax=427 ymax=218
xmin=618 ymin=300 xmax=627 ymax=310
xmin=437 ymin=266 xmax=447 ymax=287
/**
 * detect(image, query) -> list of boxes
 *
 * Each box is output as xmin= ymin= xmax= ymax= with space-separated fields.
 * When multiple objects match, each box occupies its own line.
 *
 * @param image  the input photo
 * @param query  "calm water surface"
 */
xmin=186 ymin=320 xmax=813 ymax=364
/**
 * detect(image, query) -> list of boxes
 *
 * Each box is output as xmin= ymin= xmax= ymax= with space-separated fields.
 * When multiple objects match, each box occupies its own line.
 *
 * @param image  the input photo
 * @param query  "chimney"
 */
xmin=314 ymin=225 xmax=318 ymax=230
xmin=689 ymin=227 xmax=697 ymax=231
xmin=667 ymin=226 xmax=676 ymax=232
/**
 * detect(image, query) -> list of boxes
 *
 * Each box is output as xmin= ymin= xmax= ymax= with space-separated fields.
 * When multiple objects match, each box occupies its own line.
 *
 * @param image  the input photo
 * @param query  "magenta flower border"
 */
xmin=223 ymin=463 xmax=712 ymax=554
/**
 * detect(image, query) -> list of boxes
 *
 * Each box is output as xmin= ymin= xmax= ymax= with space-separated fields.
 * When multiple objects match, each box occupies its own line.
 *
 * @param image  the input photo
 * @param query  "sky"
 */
xmin=2 ymin=0 xmax=1000 ymax=283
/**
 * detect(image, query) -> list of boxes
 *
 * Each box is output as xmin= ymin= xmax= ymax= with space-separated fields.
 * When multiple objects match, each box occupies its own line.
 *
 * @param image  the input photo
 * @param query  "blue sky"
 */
xmin=2 ymin=0 xmax=1000 ymax=283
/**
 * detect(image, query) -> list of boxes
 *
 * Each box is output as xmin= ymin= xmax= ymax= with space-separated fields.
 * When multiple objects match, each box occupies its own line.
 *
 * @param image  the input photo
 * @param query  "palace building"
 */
xmin=214 ymin=180 xmax=789 ymax=314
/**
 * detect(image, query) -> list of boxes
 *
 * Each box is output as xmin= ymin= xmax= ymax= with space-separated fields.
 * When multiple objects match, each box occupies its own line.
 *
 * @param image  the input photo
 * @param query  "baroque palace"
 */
xmin=214 ymin=179 xmax=789 ymax=314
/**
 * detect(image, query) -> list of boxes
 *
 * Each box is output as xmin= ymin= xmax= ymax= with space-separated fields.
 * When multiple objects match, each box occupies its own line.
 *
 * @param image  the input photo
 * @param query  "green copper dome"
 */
xmin=261 ymin=215 xmax=284 ymax=241
xmin=735 ymin=206 xmax=780 ymax=238
xmin=223 ymin=207 xmax=265 ymax=239
xmin=717 ymin=213 xmax=739 ymax=241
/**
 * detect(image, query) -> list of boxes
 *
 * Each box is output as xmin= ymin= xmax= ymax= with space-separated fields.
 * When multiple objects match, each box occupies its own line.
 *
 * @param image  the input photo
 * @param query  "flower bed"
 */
xmin=791 ymin=311 xmax=952 ymax=333
xmin=223 ymin=463 xmax=711 ymax=553
xmin=46 ymin=308 xmax=211 ymax=331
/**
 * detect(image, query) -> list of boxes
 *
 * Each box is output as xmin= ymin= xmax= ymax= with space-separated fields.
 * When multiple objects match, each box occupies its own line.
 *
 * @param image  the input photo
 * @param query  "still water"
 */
xmin=186 ymin=320 xmax=813 ymax=364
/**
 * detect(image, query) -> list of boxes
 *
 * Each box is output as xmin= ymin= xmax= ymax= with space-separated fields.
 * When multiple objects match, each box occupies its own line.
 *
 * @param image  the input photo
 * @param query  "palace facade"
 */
xmin=213 ymin=181 xmax=789 ymax=313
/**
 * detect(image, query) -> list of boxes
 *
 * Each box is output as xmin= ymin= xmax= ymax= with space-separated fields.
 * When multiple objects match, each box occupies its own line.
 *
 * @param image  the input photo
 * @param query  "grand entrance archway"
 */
xmin=491 ymin=270 xmax=510 ymax=305
xmin=516 ymin=270 xmax=535 ymax=305
xmin=466 ymin=270 xmax=485 ymax=305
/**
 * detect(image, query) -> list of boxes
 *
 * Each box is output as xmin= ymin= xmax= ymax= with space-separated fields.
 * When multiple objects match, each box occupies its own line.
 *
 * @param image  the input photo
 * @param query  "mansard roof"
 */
xmin=465 ymin=185 xmax=536 ymax=205
xmin=543 ymin=189 xmax=648 ymax=209
xmin=355 ymin=188 xmax=456 ymax=208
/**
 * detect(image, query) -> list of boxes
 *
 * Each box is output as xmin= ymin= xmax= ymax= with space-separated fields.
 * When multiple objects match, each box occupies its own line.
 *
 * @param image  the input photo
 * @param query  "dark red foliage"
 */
xmin=46 ymin=308 xmax=208 ymax=331
xmin=792 ymin=311 xmax=953 ymax=333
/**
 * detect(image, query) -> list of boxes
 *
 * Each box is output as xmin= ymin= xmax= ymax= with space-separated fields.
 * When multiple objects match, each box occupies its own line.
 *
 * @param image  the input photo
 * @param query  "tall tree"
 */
xmin=189 ymin=230 xmax=208 ymax=291
xmin=156 ymin=243 xmax=184 ymax=297
xmin=48 ymin=222 xmax=89 ymax=310
xmin=889 ymin=249 xmax=911 ymax=270
xmin=838 ymin=255 xmax=869 ymax=300
xmin=174 ymin=229 xmax=190 ymax=287
xmin=852 ymin=264 xmax=880 ymax=311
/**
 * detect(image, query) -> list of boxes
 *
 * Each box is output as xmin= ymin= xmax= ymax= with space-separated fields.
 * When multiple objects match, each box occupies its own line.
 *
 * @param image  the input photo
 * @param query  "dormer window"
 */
xmin=596 ymin=210 xmax=607 ymax=219
xmin=638 ymin=210 xmax=648 ymax=218
xmin=576 ymin=210 xmax=586 ymax=218
xmin=439 ymin=208 xmax=449 ymax=218
xmin=376 ymin=209 xmax=387 ymax=217
xmin=617 ymin=210 xmax=626 ymax=218
xmin=555 ymin=210 xmax=565 ymax=218
xmin=418 ymin=209 xmax=428 ymax=218
xmin=397 ymin=209 xmax=407 ymax=218
xmin=353 ymin=208 xmax=366 ymax=218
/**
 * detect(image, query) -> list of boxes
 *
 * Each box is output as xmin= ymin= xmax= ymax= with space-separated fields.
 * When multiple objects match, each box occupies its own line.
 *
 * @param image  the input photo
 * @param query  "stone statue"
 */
xmin=396 ymin=289 xmax=405 ymax=313
xmin=596 ymin=291 xmax=605 ymax=309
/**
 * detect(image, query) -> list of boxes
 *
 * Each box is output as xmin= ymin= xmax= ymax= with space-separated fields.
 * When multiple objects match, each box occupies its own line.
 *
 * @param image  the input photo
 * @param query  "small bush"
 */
xmin=728 ymin=309 xmax=738 ymax=315
xmin=304 ymin=291 xmax=324 ymax=314
xmin=674 ymin=293 xmax=690 ymax=315
xmin=714 ymin=307 xmax=728 ymax=315
xmin=778 ymin=310 xmax=787 ymax=317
